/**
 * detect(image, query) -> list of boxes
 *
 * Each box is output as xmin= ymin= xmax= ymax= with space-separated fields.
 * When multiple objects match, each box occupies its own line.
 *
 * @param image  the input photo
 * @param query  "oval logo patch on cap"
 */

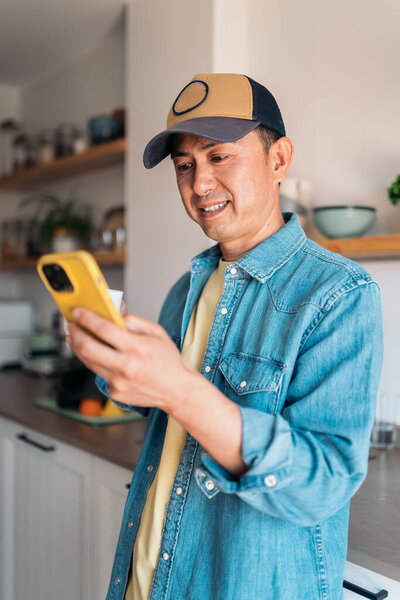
xmin=172 ymin=80 xmax=209 ymax=115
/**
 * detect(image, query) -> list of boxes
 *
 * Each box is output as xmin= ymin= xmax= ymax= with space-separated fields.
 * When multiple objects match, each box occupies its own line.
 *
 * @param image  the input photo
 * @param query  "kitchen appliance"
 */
xmin=0 ymin=300 xmax=34 ymax=368
xmin=20 ymin=331 xmax=69 ymax=376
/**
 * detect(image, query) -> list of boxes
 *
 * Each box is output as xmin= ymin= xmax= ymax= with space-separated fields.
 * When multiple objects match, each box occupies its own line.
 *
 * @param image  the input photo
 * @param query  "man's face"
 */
xmin=172 ymin=129 xmax=287 ymax=260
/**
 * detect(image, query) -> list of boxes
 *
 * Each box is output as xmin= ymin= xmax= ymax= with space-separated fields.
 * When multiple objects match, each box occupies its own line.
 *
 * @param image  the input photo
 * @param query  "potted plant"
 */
xmin=19 ymin=190 xmax=92 ymax=253
xmin=387 ymin=174 xmax=400 ymax=205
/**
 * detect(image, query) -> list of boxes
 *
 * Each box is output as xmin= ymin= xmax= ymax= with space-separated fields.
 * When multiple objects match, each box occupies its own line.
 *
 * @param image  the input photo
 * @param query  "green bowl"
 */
xmin=313 ymin=206 xmax=376 ymax=238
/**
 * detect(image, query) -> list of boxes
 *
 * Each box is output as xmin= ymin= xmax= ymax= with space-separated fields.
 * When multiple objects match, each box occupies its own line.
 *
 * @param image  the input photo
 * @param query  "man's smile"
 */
xmin=198 ymin=201 xmax=229 ymax=217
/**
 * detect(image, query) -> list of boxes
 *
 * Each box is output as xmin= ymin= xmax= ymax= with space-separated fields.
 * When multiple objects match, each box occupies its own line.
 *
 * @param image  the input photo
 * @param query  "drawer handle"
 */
xmin=16 ymin=433 xmax=56 ymax=453
xmin=344 ymin=579 xmax=388 ymax=599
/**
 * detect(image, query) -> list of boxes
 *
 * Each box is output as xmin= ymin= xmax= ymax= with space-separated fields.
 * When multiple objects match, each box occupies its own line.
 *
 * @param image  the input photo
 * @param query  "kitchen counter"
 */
xmin=1 ymin=369 xmax=399 ymax=581
xmin=348 ymin=446 xmax=400 ymax=581
xmin=0 ymin=368 xmax=148 ymax=471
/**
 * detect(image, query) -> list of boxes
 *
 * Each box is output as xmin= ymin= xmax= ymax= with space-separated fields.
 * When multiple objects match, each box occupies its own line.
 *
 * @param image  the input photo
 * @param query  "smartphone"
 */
xmin=37 ymin=250 xmax=126 ymax=329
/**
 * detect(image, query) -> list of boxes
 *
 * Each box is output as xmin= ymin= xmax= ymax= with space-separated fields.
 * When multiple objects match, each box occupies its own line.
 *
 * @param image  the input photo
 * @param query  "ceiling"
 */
xmin=0 ymin=0 xmax=125 ymax=87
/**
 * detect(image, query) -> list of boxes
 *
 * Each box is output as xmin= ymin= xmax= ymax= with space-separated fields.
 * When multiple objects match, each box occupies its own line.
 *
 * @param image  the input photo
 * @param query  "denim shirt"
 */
xmin=97 ymin=213 xmax=383 ymax=600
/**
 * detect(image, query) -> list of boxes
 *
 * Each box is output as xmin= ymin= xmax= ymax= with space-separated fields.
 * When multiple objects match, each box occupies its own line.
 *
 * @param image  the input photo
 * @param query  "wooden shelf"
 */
xmin=0 ymin=249 xmax=125 ymax=270
xmin=0 ymin=138 xmax=127 ymax=190
xmin=317 ymin=234 xmax=400 ymax=259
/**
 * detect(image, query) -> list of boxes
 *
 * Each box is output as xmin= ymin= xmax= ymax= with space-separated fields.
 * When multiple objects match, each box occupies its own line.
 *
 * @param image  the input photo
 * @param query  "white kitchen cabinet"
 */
xmin=0 ymin=417 xmax=92 ymax=600
xmin=0 ymin=416 xmax=133 ymax=600
xmin=92 ymin=456 xmax=132 ymax=599
xmin=344 ymin=561 xmax=400 ymax=598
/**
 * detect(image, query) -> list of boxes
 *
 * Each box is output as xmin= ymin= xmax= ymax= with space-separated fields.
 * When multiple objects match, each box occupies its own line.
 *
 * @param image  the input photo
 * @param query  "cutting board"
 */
xmin=34 ymin=396 xmax=146 ymax=428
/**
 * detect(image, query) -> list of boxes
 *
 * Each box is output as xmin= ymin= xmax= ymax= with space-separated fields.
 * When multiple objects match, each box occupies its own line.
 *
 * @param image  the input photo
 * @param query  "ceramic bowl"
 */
xmin=88 ymin=116 xmax=123 ymax=145
xmin=312 ymin=205 xmax=376 ymax=238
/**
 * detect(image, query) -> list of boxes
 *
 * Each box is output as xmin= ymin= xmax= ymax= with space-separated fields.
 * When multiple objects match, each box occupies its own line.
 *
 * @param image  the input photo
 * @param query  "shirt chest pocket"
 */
xmin=218 ymin=353 xmax=285 ymax=413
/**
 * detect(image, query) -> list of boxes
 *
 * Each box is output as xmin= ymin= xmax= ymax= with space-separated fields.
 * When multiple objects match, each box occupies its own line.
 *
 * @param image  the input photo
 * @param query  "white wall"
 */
xmin=0 ymin=83 xmax=20 ymax=122
xmin=0 ymin=27 xmax=126 ymax=328
xmin=247 ymin=0 xmax=400 ymax=235
xmin=0 ymin=84 xmax=23 ymax=297
xmin=246 ymin=0 xmax=400 ymax=396
xmin=21 ymin=27 xmax=125 ymax=136
xmin=125 ymin=0 xmax=215 ymax=320
xmin=358 ymin=259 xmax=400 ymax=398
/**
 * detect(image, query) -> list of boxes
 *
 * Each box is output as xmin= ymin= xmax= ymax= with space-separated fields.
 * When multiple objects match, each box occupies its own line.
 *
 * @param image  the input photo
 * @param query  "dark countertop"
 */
xmin=0 ymin=368 xmax=148 ymax=471
xmin=348 ymin=446 xmax=400 ymax=580
xmin=1 ymin=369 xmax=399 ymax=579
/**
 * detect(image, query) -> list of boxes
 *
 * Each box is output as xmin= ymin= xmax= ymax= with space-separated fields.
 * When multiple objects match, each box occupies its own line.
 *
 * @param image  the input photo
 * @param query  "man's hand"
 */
xmin=67 ymin=308 xmax=193 ymax=412
xmin=67 ymin=307 xmax=247 ymax=477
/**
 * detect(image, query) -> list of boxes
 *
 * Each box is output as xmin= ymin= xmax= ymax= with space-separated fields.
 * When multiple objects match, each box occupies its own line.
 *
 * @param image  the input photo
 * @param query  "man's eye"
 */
xmin=177 ymin=163 xmax=192 ymax=172
xmin=211 ymin=155 xmax=227 ymax=162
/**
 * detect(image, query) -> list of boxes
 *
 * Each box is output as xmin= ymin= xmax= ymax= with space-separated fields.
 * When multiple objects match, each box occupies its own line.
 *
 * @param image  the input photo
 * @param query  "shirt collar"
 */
xmin=191 ymin=212 xmax=307 ymax=283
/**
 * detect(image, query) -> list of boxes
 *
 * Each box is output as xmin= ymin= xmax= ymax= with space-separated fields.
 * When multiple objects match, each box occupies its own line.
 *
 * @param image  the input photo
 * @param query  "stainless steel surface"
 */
xmin=348 ymin=447 xmax=400 ymax=580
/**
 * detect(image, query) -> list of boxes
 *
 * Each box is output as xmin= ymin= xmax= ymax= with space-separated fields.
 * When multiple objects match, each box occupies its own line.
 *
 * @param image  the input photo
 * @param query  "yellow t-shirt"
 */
xmin=125 ymin=258 xmax=231 ymax=600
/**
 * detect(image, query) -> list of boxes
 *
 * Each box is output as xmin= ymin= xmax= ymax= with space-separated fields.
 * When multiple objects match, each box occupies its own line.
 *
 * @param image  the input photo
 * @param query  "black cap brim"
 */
xmin=143 ymin=117 xmax=260 ymax=169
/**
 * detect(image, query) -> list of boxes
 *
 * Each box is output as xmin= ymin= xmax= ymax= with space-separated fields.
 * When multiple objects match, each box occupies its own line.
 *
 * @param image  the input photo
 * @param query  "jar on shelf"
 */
xmin=114 ymin=226 xmax=126 ymax=249
xmin=13 ymin=134 xmax=28 ymax=171
xmin=38 ymin=130 xmax=55 ymax=165
xmin=73 ymin=130 xmax=88 ymax=155
xmin=25 ymin=134 xmax=39 ymax=169
xmin=26 ymin=219 xmax=41 ymax=257
xmin=0 ymin=119 xmax=20 ymax=176
xmin=14 ymin=219 xmax=28 ymax=258
xmin=1 ymin=220 xmax=17 ymax=260
xmin=54 ymin=123 xmax=80 ymax=158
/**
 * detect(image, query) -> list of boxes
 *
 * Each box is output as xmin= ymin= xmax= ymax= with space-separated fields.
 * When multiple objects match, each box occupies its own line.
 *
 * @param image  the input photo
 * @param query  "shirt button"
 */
xmin=205 ymin=479 xmax=215 ymax=490
xmin=264 ymin=475 xmax=277 ymax=487
xmin=128 ymin=521 xmax=133 ymax=528
xmin=163 ymin=552 xmax=169 ymax=561
xmin=114 ymin=577 xmax=121 ymax=585
xmin=230 ymin=267 xmax=237 ymax=275
xmin=204 ymin=365 xmax=211 ymax=373
xmin=176 ymin=487 xmax=183 ymax=495
xmin=147 ymin=465 xmax=153 ymax=472
xmin=239 ymin=380 xmax=247 ymax=388
xmin=220 ymin=307 xmax=228 ymax=315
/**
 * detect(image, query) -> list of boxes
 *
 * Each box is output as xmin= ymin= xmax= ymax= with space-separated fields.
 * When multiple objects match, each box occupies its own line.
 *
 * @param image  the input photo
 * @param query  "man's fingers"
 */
xmin=124 ymin=313 xmax=164 ymax=336
xmin=72 ymin=308 xmax=132 ymax=350
xmin=67 ymin=321 xmax=120 ymax=372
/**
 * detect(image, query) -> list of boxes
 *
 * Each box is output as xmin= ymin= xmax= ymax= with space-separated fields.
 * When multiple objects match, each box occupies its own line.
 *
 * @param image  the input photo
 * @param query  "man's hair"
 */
xmin=254 ymin=125 xmax=281 ymax=157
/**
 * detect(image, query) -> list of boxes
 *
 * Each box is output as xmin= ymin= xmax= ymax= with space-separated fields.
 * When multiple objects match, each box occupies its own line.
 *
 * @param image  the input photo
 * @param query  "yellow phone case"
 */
xmin=37 ymin=250 xmax=126 ymax=329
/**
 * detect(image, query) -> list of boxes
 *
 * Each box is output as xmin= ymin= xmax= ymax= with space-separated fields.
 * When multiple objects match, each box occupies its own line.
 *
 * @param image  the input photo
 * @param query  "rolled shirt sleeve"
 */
xmin=198 ymin=282 xmax=383 ymax=526
xmin=95 ymin=375 xmax=150 ymax=417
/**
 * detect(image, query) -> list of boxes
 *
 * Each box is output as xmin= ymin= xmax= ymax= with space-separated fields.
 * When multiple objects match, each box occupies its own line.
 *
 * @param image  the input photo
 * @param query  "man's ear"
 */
xmin=270 ymin=137 xmax=293 ymax=183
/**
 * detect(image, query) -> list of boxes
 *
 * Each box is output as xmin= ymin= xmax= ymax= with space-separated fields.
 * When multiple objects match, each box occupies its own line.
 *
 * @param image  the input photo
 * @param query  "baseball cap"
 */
xmin=143 ymin=73 xmax=286 ymax=169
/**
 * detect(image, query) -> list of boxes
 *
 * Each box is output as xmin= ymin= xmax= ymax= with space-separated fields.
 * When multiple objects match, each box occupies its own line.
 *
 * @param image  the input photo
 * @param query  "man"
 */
xmin=68 ymin=73 xmax=383 ymax=600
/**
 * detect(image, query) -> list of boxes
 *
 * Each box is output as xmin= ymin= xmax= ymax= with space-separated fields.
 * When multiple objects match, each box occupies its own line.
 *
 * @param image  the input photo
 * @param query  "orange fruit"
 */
xmin=79 ymin=398 xmax=103 ymax=416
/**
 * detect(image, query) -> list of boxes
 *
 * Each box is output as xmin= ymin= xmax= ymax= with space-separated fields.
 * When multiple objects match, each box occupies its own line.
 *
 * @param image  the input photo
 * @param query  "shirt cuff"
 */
xmin=95 ymin=375 xmax=133 ymax=412
xmin=196 ymin=406 xmax=293 ymax=497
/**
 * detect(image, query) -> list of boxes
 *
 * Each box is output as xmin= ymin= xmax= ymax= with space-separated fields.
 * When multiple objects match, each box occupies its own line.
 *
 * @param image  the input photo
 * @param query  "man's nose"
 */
xmin=192 ymin=163 xmax=217 ymax=197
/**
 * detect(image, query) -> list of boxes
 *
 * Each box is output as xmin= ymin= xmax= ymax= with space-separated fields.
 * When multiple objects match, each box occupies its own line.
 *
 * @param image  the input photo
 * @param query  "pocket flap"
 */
xmin=219 ymin=353 xmax=285 ymax=395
